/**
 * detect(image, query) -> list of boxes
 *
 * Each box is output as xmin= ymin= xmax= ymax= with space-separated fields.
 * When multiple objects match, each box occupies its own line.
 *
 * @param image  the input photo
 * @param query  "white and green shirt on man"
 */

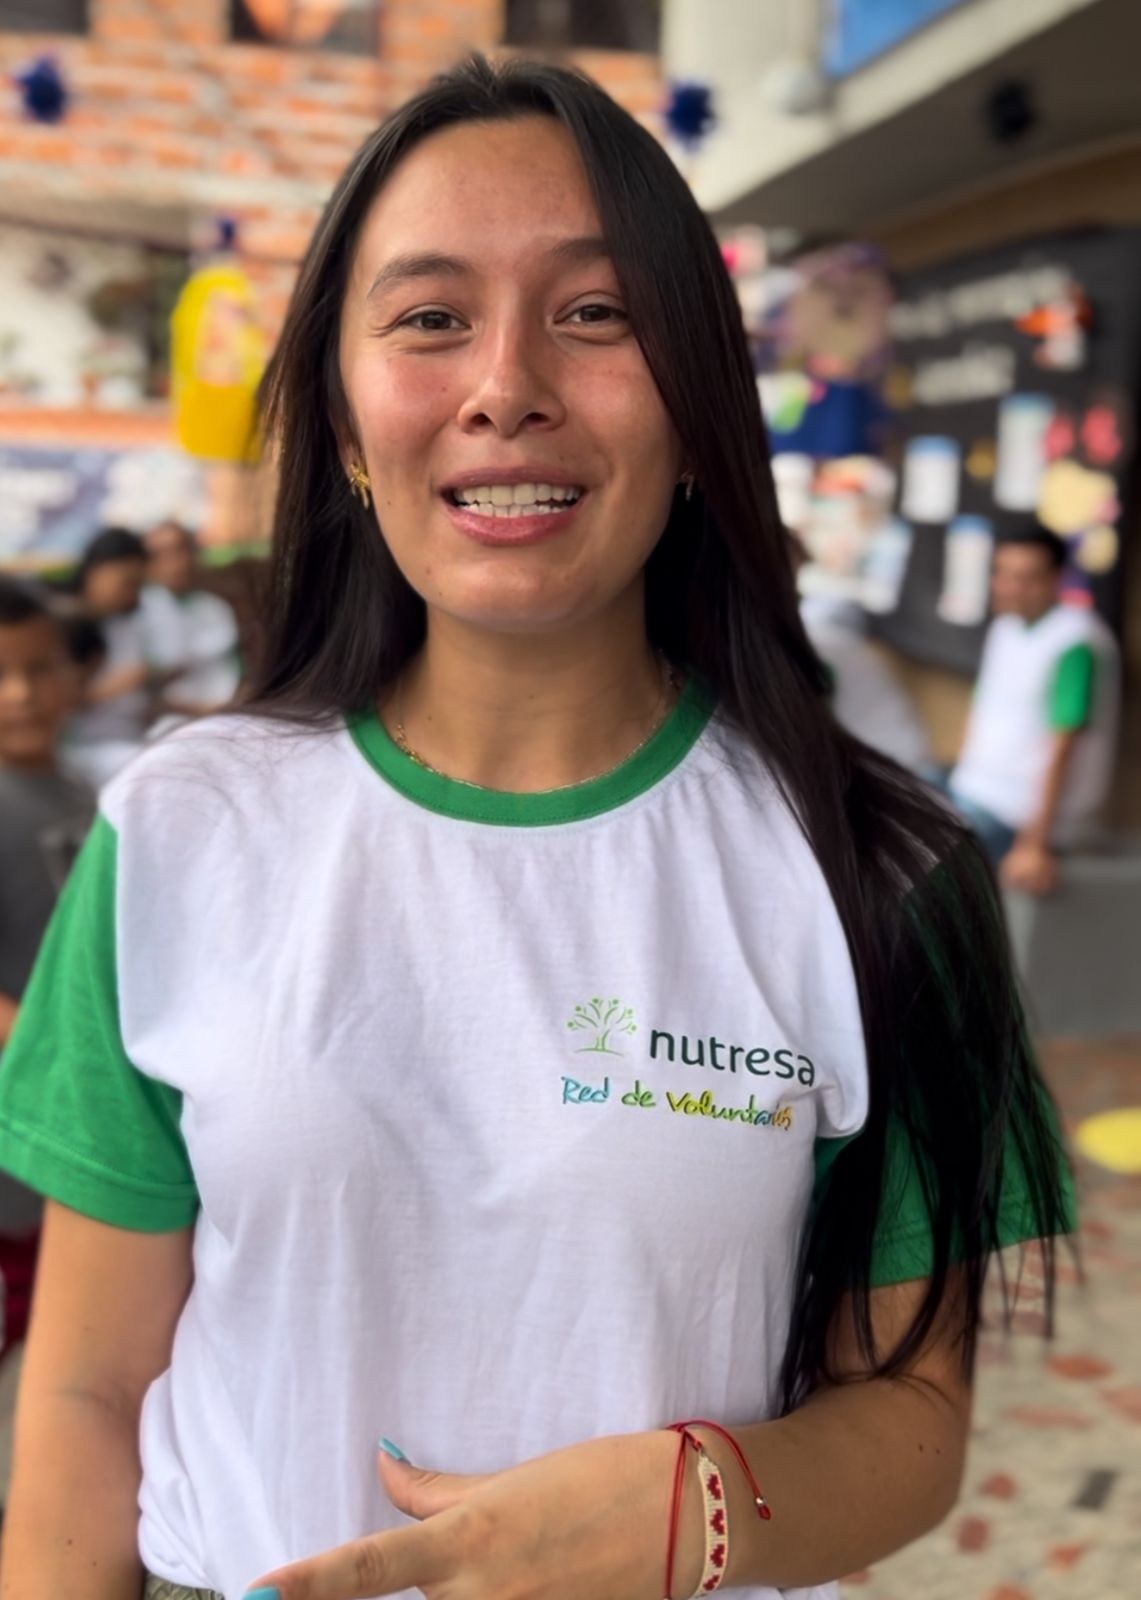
xmin=952 ymin=604 xmax=1119 ymax=839
xmin=0 ymin=684 xmax=1050 ymax=1600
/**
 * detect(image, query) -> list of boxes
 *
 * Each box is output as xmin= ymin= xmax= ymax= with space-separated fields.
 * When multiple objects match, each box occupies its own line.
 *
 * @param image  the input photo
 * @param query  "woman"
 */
xmin=0 ymin=56 xmax=1071 ymax=1600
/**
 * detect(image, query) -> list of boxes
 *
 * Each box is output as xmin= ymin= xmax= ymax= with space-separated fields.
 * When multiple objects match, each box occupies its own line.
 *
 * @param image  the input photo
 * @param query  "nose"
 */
xmin=456 ymin=320 xmax=566 ymax=439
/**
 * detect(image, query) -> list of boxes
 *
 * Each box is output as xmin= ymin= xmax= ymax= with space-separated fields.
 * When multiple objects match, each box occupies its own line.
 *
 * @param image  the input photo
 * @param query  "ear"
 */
xmin=331 ymin=388 xmax=365 ymax=475
xmin=334 ymin=423 xmax=360 ymax=477
xmin=673 ymin=428 xmax=692 ymax=491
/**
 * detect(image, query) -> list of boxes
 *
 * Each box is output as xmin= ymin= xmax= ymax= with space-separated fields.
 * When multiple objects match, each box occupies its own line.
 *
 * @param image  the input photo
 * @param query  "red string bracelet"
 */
xmin=662 ymin=1420 xmax=772 ymax=1600
xmin=669 ymin=1418 xmax=772 ymax=1522
xmin=662 ymin=1426 xmax=699 ymax=1600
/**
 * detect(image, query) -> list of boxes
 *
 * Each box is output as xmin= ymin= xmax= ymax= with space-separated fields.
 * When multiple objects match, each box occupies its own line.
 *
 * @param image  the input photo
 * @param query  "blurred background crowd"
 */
xmin=0 ymin=3 xmax=1139 ymax=1597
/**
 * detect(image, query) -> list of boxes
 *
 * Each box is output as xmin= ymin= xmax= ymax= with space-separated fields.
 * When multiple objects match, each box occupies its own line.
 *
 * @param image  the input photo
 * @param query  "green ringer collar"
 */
xmin=347 ymin=677 xmax=713 ymax=827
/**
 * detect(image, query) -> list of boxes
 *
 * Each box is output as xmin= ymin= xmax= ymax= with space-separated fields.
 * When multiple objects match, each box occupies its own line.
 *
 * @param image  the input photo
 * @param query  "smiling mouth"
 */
xmin=444 ymin=483 xmax=585 ymax=518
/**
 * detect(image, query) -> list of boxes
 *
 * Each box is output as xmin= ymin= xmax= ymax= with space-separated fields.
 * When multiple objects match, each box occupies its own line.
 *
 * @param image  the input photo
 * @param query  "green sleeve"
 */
xmin=814 ymin=1106 xmax=1077 ymax=1288
xmin=0 ymin=815 xmax=198 ymax=1232
xmin=811 ymin=848 xmax=1078 ymax=1286
xmin=1049 ymin=642 xmax=1097 ymax=731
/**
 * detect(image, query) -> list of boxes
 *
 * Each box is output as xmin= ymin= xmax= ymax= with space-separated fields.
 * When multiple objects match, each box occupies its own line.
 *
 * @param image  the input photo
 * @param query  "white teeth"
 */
xmin=452 ymin=482 xmax=584 ymax=510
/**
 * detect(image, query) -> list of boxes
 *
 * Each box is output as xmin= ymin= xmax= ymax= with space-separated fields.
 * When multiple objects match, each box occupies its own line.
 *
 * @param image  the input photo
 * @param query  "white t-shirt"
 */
xmin=139 ymin=585 xmax=241 ymax=709
xmin=0 ymin=686 xmax=1043 ymax=1599
xmin=951 ymin=605 xmax=1119 ymax=839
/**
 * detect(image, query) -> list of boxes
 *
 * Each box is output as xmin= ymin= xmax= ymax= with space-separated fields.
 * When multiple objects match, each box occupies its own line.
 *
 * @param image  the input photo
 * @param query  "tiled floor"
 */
xmin=842 ymin=1038 xmax=1141 ymax=1600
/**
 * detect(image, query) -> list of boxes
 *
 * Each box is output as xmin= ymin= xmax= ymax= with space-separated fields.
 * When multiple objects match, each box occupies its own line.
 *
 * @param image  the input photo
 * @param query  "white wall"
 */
xmin=664 ymin=0 xmax=1103 ymax=211
xmin=661 ymin=0 xmax=821 ymax=101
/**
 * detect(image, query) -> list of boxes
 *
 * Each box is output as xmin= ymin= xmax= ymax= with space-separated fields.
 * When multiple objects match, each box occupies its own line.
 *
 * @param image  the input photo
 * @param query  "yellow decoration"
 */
xmin=1076 ymin=524 xmax=1119 ymax=575
xmin=965 ymin=440 xmax=997 ymax=481
xmin=1073 ymin=1109 xmax=1141 ymax=1175
xmin=1037 ymin=458 xmax=1116 ymax=538
xmin=171 ymin=262 xmax=267 ymax=464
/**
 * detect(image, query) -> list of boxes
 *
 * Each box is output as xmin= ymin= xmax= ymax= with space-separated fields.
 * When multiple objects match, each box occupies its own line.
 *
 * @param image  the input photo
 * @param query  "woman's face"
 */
xmin=338 ymin=116 xmax=683 ymax=637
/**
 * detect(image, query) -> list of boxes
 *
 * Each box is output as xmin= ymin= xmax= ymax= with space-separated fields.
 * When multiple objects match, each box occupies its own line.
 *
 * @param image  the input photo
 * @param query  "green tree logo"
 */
xmin=567 ymin=996 xmax=637 ymax=1056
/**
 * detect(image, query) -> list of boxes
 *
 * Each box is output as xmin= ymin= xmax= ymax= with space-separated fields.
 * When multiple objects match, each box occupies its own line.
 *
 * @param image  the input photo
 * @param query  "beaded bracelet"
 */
xmin=690 ymin=1432 xmax=730 ymax=1593
xmin=662 ymin=1419 xmax=771 ymax=1600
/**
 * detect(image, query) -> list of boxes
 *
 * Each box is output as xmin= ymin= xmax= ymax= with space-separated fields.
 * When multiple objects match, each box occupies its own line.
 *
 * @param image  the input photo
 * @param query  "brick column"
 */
xmin=91 ymin=0 xmax=229 ymax=48
xmin=382 ymin=0 xmax=506 ymax=92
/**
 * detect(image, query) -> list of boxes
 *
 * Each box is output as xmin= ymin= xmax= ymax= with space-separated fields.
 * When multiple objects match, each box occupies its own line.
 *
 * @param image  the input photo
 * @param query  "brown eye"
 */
xmin=571 ymin=303 xmax=627 ymax=325
xmin=400 ymin=310 xmax=462 ymax=333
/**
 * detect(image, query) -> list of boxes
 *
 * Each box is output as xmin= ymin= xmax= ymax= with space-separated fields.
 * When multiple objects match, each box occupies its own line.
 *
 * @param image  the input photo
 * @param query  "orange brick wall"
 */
xmin=0 ymin=0 xmax=664 ymax=337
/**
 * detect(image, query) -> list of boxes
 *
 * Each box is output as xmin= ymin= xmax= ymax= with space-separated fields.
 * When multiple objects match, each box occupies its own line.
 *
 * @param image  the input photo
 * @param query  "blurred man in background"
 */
xmin=949 ymin=524 xmax=1119 ymax=893
xmin=141 ymin=519 xmax=241 ymax=719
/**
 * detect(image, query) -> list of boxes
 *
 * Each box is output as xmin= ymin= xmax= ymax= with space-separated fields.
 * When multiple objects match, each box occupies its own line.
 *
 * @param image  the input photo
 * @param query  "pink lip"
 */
xmin=443 ymin=492 xmax=586 ymax=547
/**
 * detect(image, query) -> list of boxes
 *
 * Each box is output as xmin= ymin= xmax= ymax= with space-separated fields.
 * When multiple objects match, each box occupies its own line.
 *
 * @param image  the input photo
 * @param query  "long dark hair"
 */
xmin=252 ymin=55 xmax=1070 ymax=1406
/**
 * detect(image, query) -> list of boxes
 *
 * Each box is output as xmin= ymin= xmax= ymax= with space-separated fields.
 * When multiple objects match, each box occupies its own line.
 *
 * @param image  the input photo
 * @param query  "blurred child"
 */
xmin=141 ymin=519 xmax=241 ymax=717
xmin=58 ymin=611 xmax=108 ymax=692
xmin=60 ymin=528 xmax=151 ymax=788
xmin=0 ymin=579 xmax=94 ymax=1374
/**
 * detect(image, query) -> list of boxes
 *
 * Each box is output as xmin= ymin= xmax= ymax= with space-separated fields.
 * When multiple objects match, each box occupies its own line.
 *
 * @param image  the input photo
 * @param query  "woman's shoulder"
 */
xmin=694 ymin=707 xmax=778 ymax=793
xmin=99 ymin=710 xmax=354 ymax=836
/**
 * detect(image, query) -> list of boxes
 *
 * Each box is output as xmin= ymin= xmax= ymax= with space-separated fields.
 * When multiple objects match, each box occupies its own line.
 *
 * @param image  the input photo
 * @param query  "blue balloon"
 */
xmin=16 ymin=56 xmax=69 ymax=125
xmin=665 ymin=81 xmax=716 ymax=151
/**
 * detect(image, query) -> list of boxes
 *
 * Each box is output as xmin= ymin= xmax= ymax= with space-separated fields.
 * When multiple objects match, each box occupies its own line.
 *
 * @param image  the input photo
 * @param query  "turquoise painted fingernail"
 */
xmin=245 ymin=1590 xmax=281 ymax=1599
xmin=378 ymin=1436 xmax=408 ymax=1461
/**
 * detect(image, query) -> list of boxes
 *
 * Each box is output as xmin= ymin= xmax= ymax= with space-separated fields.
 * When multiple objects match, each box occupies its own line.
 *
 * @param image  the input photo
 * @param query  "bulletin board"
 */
xmin=0 ymin=441 xmax=207 ymax=569
xmin=876 ymin=228 xmax=1141 ymax=673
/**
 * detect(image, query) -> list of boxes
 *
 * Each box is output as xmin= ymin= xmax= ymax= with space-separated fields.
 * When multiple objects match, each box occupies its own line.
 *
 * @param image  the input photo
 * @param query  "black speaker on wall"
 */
xmin=984 ymin=79 xmax=1038 ymax=144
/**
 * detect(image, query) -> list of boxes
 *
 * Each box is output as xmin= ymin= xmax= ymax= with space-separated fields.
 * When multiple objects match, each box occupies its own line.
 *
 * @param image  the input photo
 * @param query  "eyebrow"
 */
xmin=365 ymin=235 xmax=613 ymax=301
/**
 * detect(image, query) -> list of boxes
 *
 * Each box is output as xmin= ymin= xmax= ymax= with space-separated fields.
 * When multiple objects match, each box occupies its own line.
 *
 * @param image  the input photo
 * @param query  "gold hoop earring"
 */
xmin=680 ymin=470 xmax=696 ymax=503
xmin=348 ymin=460 xmax=372 ymax=509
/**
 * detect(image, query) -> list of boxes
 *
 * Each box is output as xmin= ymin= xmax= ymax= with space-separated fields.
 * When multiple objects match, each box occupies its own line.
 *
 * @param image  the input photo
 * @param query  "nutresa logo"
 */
xmin=647 ymin=1028 xmax=815 ymax=1087
xmin=565 ymin=997 xmax=816 ymax=1088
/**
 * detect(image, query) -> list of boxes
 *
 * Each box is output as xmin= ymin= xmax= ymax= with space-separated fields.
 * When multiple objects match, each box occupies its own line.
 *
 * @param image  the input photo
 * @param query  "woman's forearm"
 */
xmin=0 ymin=1386 xmax=146 ymax=1600
xmin=689 ymin=1375 xmax=968 ymax=1591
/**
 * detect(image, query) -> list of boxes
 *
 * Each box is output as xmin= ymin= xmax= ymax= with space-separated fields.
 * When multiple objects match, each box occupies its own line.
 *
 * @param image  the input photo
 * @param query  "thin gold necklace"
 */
xmin=391 ymin=656 xmax=681 ymax=794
